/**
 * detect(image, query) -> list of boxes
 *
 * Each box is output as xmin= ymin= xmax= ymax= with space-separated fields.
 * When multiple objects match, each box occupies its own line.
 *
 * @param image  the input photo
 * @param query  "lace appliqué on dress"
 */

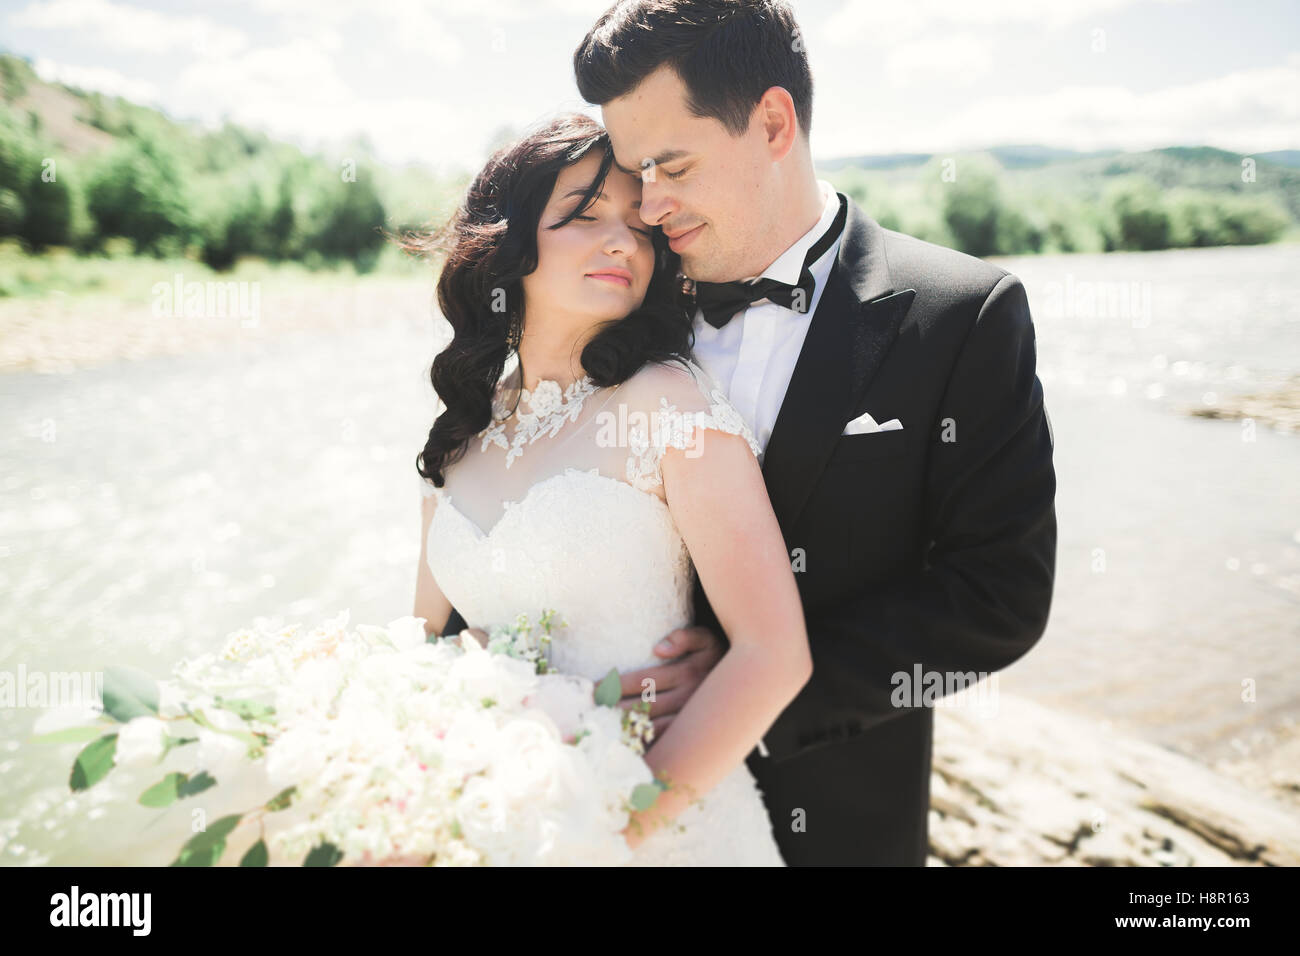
xmin=480 ymin=376 xmax=600 ymax=469
xmin=625 ymin=383 xmax=764 ymax=492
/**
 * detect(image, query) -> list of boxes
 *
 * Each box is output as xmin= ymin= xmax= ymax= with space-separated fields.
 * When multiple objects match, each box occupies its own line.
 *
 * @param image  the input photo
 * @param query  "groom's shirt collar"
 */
xmin=738 ymin=178 xmax=843 ymax=291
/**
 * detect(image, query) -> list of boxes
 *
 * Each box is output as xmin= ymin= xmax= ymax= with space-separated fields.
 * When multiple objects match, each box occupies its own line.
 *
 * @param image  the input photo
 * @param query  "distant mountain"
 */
xmin=1257 ymin=150 xmax=1300 ymax=168
xmin=816 ymin=152 xmax=933 ymax=171
xmin=819 ymin=144 xmax=1295 ymax=173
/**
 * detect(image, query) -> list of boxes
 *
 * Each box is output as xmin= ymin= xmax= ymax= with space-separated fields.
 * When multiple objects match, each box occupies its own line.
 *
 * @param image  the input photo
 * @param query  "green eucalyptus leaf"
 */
xmin=594 ymin=669 xmax=621 ymax=708
xmin=138 ymin=772 xmax=184 ymax=807
xmin=240 ymin=839 xmax=268 ymax=867
xmin=162 ymin=734 xmax=198 ymax=754
xmin=264 ymin=786 xmax=296 ymax=812
xmin=70 ymin=733 xmax=118 ymax=791
xmin=629 ymin=781 xmax=664 ymax=811
xmin=30 ymin=725 xmax=112 ymax=745
xmin=214 ymin=697 xmax=275 ymax=721
xmin=177 ymin=770 xmax=216 ymax=799
xmin=303 ymin=841 xmax=342 ymax=866
xmin=170 ymin=814 xmax=242 ymax=867
xmin=102 ymin=666 xmax=159 ymax=722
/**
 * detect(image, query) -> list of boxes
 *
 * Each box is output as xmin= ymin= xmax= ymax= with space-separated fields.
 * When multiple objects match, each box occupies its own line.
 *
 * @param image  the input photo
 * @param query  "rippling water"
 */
xmin=2 ymin=244 xmax=1297 ymax=862
xmin=989 ymin=243 xmax=1300 ymax=766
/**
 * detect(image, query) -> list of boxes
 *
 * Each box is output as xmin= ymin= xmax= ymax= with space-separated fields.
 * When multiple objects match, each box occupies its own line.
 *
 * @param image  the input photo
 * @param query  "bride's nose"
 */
xmin=601 ymin=220 xmax=637 ymax=259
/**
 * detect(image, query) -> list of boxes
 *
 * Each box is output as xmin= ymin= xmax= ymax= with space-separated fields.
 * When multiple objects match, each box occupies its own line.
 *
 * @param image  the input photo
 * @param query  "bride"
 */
xmin=410 ymin=112 xmax=811 ymax=866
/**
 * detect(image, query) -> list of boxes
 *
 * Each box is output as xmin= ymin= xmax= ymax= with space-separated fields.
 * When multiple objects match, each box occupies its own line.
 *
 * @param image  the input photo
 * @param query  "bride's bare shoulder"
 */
xmin=622 ymin=357 xmax=711 ymax=401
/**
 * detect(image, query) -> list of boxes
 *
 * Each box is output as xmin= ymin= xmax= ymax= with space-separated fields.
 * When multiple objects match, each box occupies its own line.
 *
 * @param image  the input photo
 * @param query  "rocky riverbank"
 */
xmin=0 ymin=277 xmax=437 ymax=374
xmin=1187 ymin=377 xmax=1300 ymax=432
xmin=925 ymin=692 xmax=1300 ymax=866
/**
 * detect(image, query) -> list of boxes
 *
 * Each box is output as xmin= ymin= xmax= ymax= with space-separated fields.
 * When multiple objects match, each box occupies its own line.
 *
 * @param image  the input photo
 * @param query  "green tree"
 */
xmin=940 ymin=157 xmax=1003 ymax=257
xmin=307 ymin=164 xmax=387 ymax=272
xmin=1106 ymin=178 xmax=1171 ymax=250
xmin=86 ymin=135 xmax=192 ymax=254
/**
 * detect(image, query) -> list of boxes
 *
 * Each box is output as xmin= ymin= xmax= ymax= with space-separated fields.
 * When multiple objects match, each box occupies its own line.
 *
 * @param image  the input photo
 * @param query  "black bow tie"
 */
xmin=689 ymin=192 xmax=847 ymax=331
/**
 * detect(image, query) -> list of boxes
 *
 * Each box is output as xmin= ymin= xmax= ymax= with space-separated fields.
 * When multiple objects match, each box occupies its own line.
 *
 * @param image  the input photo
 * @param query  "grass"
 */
xmin=0 ymin=239 xmax=435 ymax=302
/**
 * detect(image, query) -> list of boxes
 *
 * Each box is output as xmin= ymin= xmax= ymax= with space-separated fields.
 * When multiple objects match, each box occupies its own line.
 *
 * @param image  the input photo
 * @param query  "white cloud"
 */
xmin=10 ymin=0 xmax=249 ymax=57
xmin=883 ymin=34 xmax=995 ymax=87
xmin=168 ymin=37 xmax=474 ymax=170
xmin=32 ymin=57 xmax=161 ymax=103
xmin=243 ymin=0 xmax=613 ymax=23
xmin=822 ymin=0 xmax=1190 ymax=44
xmin=818 ymin=53 xmax=1300 ymax=156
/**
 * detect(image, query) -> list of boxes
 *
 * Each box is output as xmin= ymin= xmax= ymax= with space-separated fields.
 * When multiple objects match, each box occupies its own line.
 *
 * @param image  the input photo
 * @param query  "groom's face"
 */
xmin=601 ymin=65 xmax=776 ymax=283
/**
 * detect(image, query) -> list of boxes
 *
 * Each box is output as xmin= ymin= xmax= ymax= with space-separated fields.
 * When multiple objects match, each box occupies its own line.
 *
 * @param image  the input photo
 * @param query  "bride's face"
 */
xmin=521 ymin=150 xmax=654 ymax=327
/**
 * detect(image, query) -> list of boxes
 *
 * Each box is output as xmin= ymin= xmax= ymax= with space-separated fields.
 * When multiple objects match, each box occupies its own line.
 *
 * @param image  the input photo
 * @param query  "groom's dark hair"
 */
xmin=574 ymin=0 xmax=813 ymax=138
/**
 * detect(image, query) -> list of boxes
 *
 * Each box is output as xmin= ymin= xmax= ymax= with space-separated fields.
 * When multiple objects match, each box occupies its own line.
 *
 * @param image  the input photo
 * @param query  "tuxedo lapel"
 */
xmin=762 ymin=195 xmax=917 ymax=537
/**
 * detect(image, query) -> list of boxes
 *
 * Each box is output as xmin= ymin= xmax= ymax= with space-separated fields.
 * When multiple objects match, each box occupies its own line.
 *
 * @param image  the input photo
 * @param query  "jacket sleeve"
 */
xmin=759 ymin=272 xmax=1058 ymax=763
xmin=440 ymin=607 xmax=468 ymax=637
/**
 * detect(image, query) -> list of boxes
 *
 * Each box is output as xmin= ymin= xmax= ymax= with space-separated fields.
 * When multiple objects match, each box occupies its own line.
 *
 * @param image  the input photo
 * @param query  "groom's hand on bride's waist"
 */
xmin=615 ymin=626 xmax=725 ymax=738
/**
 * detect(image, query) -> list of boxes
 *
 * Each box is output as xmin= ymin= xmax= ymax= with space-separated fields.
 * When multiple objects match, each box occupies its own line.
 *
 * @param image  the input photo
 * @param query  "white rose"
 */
xmin=488 ymin=713 xmax=564 ymax=803
xmin=265 ymin=726 xmax=329 ymax=789
xmin=277 ymin=658 xmax=343 ymax=716
xmin=455 ymin=776 xmax=516 ymax=862
xmin=525 ymin=675 xmax=592 ymax=741
xmin=384 ymin=616 xmax=430 ymax=651
xmin=115 ymin=716 xmax=169 ymax=768
xmin=440 ymin=709 xmax=500 ymax=777
xmin=448 ymin=650 xmax=537 ymax=708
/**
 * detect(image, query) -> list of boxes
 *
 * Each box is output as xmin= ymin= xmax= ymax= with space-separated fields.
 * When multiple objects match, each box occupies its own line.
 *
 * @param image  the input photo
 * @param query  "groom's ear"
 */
xmin=756 ymin=87 xmax=802 ymax=158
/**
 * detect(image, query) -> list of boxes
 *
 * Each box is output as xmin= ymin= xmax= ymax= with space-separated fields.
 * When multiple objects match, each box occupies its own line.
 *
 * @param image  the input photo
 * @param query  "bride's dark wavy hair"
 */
xmin=399 ymin=112 xmax=694 ymax=488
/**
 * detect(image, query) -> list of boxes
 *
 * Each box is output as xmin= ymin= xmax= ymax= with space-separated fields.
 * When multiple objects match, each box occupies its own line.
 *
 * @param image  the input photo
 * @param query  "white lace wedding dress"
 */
xmin=420 ymin=356 xmax=787 ymax=866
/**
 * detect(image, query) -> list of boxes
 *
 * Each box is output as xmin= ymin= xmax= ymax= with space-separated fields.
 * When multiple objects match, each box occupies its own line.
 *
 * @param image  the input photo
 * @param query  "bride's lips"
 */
xmin=666 ymin=223 xmax=704 ymax=252
xmin=585 ymin=269 xmax=632 ymax=288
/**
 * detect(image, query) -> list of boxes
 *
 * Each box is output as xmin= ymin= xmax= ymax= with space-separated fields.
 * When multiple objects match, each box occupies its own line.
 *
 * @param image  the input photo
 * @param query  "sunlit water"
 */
xmin=2 ymin=244 xmax=1297 ymax=862
xmin=989 ymin=243 xmax=1300 ymax=767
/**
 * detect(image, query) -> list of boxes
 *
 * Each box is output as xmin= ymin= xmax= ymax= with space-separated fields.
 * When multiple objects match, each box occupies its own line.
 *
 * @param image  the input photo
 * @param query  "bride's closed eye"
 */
xmin=574 ymin=214 xmax=651 ymax=238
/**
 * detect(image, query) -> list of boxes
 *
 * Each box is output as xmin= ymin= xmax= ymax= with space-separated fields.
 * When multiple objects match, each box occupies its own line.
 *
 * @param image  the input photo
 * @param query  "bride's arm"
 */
xmin=626 ymin=428 xmax=812 ymax=847
xmin=414 ymin=491 xmax=455 ymax=639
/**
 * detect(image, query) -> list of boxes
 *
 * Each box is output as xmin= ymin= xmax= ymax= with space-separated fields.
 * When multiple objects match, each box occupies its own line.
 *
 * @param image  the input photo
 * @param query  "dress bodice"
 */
xmin=419 ymin=357 xmax=762 ymax=682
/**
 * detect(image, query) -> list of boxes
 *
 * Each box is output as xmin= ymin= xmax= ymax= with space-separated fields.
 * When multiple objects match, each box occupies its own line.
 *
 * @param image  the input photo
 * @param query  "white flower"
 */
xmin=523 ymin=675 xmax=592 ymax=741
xmin=447 ymin=648 xmax=538 ymax=708
xmin=195 ymin=707 xmax=252 ymax=777
xmin=264 ymin=725 xmax=329 ymax=789
xmin=385 ymin=615 xmax=430 ymax=651
xmin=440 ymin=709 xmax=500 ymax=777
xmin=156 ymin=682 xmax=189 ymax=719
xmin=115 ymin=716 xmax=169 ymax=768
xmin=487 ymin=713 xmax=564 ymax=803
xmin=455 ymin=776 xmax=515 ymax=861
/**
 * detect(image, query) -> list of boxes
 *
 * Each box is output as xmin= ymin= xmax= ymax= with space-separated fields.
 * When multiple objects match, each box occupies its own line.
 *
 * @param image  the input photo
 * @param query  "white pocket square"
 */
xmin=842 ymin=411 xmax=903 ymax=435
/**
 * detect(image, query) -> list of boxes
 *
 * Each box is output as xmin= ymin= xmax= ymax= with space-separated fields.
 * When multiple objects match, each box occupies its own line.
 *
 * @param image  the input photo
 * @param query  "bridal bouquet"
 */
xmin=33 ymin=609 xmax=664 ymax=866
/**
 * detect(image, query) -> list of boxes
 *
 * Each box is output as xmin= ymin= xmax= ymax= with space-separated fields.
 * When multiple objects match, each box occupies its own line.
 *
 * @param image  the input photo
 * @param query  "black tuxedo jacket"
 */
xmin=442 ymin=192 xmax=1057 ymax=866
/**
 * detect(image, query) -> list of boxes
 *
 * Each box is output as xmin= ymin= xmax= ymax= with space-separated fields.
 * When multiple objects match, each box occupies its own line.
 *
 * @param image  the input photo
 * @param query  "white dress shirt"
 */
xmin=691 ymin=179 xmax=845 ymax=459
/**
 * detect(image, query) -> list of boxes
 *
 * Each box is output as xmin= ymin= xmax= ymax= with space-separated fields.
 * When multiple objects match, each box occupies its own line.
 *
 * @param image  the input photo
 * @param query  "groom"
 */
xmin=448 ymin=0 xmax=1057 ymax=865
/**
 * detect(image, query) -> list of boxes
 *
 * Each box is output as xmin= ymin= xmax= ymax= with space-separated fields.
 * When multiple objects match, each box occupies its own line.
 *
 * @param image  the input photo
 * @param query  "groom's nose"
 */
xmin=638 ymin=183 xmax=675 ymax=228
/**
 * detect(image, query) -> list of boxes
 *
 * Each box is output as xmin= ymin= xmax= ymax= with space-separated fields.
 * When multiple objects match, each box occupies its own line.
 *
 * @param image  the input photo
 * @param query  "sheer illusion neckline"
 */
xmin=493 ymin=373 xmax=596 ymax=420
xmin=481 ymin=372 xmax=612 ymax=469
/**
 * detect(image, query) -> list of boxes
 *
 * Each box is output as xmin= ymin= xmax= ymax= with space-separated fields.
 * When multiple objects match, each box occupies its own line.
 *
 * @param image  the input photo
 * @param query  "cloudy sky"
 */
xmin=4 ymin=0 xmax=1298 ymax=174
